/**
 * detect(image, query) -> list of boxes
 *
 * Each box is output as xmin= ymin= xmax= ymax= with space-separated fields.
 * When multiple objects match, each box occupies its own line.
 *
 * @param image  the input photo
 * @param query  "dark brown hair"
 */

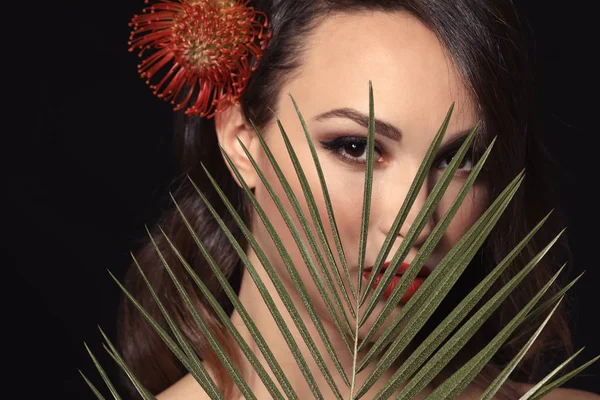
xmin=117 ymin=0 xmax=574 ymax=398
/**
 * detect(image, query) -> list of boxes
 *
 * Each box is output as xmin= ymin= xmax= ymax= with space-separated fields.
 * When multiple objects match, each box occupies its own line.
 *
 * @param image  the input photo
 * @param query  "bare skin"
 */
xmin=156 ymin=10 xmax=599 ymax=400
xmin=156 ymin=371 xmax=600 ymax=399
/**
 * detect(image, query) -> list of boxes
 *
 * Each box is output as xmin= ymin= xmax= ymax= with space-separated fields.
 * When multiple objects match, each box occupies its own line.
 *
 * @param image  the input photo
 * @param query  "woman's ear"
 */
xmin=214 ymin=103 xmax=261 ymax=189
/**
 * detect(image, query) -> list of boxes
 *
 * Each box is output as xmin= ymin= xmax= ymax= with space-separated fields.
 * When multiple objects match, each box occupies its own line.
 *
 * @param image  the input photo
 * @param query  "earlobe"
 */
xmin=214 ymin=103 xmax=260 ymax=189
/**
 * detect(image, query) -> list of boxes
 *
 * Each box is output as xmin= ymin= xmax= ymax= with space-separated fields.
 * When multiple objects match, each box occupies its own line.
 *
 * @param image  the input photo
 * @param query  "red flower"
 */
xmin=129 ymin=0 xmax=271 ymax=118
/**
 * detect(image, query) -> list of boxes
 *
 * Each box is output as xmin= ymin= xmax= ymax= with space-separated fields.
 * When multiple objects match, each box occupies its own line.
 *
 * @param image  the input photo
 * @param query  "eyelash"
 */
xmin=320 ymin=136 xmax=385 ymax=165
xmin=319 ymin=135 xmax=475 ymax=173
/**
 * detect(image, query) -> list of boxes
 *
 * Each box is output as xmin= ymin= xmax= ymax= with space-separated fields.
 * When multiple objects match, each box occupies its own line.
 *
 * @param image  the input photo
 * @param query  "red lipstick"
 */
xmin=362 ymin=261 xmax=431 ymax=302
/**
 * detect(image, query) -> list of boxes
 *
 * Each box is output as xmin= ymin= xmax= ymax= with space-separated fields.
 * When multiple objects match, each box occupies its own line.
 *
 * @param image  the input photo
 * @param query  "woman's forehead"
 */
xmin=276 ymin=10 xmax=477 ymax=142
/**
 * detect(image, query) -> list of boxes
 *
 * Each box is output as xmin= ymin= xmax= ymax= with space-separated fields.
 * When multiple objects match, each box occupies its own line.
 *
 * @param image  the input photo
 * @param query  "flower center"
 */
xmin=172 ymin=1 xmax=249 ymax=72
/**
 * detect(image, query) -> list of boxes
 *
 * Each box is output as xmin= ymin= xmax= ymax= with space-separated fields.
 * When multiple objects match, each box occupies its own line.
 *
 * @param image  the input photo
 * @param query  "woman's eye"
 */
xmin=320 ymin=136 xmax=383 ymax=165
xmin=436 ymin=150 xmax=474 ymax=173
xmin=320 ymin=136 xmax=475 ymax=174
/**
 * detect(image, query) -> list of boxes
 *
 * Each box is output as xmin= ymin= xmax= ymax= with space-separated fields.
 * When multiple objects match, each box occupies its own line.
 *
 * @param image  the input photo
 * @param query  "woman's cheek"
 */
xmin=438 ymin=184 xmax=488 ymax=243
xmin=326 ymin=174 xmax=366 ymax=248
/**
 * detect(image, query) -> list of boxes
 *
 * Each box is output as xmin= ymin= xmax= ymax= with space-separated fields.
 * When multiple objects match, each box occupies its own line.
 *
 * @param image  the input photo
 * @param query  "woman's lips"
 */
xmin=362 ymin=261 xmax=431 ymax=302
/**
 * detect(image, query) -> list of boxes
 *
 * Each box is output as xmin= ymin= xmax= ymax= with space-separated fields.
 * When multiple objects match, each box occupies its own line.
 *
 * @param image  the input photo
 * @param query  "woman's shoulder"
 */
xmin=155 ymin=373 xmax=211 ymax=400
xmin=515 ymin=383 xmax=600 ymax=399
xmin=155 ymin=375 xmax=600 ymax=399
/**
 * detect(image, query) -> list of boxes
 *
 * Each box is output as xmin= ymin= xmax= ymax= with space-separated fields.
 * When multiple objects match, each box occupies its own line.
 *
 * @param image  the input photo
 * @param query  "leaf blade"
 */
xmin=350 ymin=81 xmax=377 ymax=398
xmin=524 ymin=353 xmax=600 ymax=400
xmin=247 ymin=115 xmax=355 ymax=342
xmin=83 ymin=341 xmax=122 ymax=400
xmin=190 ymin=169 xmax=327 ymax=399
xmin=79 ymin=369 xmax=107 ymax=400
xmin=107 ymin=268 xmax=223 ymax=399
xmin=359 ymin=122 xmax=482 ymax=331
xmin=356 ymin=80 xmax=377 ymax=298
xmin=144 ymin=226 xmax=257 ymax=400
xmin=422 ymin=264 xmax=567 ymax=399
xmin=97 ymin=326 xmax=156 ymax=400
xmin=289 ymin=94 xmax=357 ymax=305
xmin=369 ymin=209 xmax=556 ymax=398
xmin=358 ymin=170 xmax=526 ymax=398
xmin=220 ymin=143 xmax=350 ymax=395
xmin=358 ymin=167 xmax=525 ymax=374
xmin=166 ymin=197 xmax=297 ymax=399
xmin=358 ymin=103 xmax=455 ymax=307
xmin=480 ymin=297 xmax=565 ymax=400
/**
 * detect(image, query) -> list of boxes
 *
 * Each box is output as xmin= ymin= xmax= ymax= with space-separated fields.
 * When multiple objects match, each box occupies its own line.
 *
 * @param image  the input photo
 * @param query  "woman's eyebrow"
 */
xmin=313 ymin=107 xmax=475 ymax=152
xmin=436 ymin=130 xmax=475 ymax=155
xmin=313 ymin=107 xmax=402 ymax=141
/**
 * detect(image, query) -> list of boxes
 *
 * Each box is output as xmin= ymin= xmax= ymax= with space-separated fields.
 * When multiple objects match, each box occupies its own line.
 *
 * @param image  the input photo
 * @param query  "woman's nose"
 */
xmin=375 ymin=172 xmax=435 ymax=247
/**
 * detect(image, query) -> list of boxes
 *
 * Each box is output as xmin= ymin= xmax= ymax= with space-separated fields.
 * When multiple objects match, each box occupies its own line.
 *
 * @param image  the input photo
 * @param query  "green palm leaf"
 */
xmin=421 ymin=264 xmax=565 ymax=399
xmin=82 ymin=82 xmax=598 ymax=399
xmin=524 ymin=353 xmax=600 ymax=400
xmin=164 ymin=198 xmax=296 ymax=399
xmin=101 ymin=327 xmax=157 ymax=399
xmin=479 ymin=298 xmax=565 ymax=400
xmin=82 ymin=342 xmax=121 ymax=400
xmin=243 ymin=116 xmax=355 ymax=348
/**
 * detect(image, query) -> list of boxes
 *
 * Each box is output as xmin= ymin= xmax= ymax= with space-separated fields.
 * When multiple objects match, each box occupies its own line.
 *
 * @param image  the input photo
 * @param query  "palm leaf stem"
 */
xmin=355 ymin=80 xmax=376 ymax=301
xmin=348 ymin=81 xmax=378 ymax=399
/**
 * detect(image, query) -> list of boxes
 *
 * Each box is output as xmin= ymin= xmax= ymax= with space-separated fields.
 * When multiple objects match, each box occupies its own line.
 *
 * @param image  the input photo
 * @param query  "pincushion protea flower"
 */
xmin=129 ymin=0 xmax=271 ymax=118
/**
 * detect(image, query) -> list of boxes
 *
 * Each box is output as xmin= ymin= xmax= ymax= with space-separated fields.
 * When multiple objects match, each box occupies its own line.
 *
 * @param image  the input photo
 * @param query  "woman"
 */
xmin=119 ymin=0 xmax=598 ymax=398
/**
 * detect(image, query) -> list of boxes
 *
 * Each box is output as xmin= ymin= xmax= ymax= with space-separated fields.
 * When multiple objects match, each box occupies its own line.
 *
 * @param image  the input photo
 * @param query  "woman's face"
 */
xmin=237 ymin=11 xmax=489 ymax=339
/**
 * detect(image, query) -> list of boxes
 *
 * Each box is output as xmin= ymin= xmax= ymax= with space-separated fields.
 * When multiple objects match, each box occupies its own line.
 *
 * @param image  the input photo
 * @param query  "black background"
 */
xmin=7 ymin=0 xmax=599 ymax=398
